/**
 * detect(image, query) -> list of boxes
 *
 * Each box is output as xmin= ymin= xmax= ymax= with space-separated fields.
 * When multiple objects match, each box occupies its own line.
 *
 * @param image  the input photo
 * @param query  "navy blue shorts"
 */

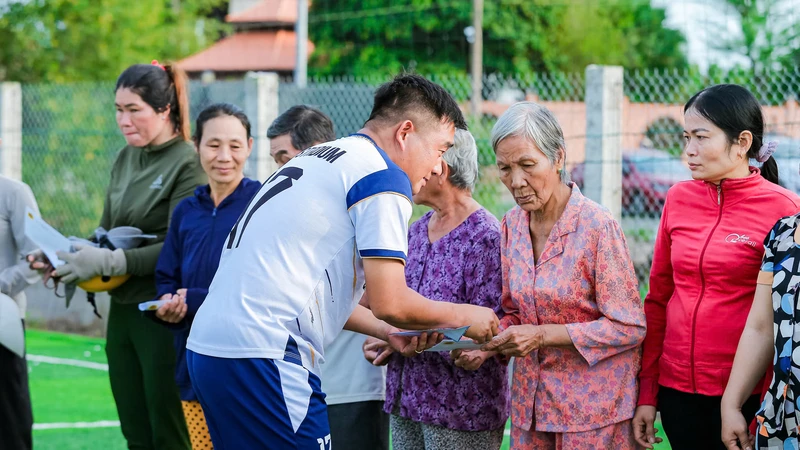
xmin=187 ymin=350 xmax=330 ymax=450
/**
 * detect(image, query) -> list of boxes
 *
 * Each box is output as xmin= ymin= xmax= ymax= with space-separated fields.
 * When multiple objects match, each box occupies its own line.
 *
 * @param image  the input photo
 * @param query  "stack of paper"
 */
xmin=390 ymin=326 xmax=483 ymax=351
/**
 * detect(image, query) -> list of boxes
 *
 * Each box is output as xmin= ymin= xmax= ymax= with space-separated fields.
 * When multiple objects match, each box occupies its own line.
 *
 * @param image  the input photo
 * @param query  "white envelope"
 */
xmin=23 ymin=207 xmax=71 ymax=267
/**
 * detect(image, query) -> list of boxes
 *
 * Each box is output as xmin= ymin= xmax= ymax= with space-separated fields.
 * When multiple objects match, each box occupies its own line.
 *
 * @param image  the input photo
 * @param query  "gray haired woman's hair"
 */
xmin=443 ymin=129 xmax=479 ymax=191
xmin=490 ymin=101 xmax=570 ymax=184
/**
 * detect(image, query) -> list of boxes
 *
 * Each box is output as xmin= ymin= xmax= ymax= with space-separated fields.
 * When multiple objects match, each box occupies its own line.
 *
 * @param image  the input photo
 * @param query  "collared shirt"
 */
xmin=499 ymin=184 xmax=646 ymax=432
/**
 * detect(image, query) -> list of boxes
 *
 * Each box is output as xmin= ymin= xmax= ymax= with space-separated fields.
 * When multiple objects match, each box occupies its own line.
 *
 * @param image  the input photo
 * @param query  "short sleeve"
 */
xmin=347 ymin=169 xmax=413 ymax=263
xmin=758 ymin=221 xmax=781 ymax=285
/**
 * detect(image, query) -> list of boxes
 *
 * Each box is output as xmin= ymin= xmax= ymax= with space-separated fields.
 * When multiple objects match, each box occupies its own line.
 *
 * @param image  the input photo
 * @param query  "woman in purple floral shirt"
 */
xmin=363 ymin=129 xmax=509 ymax=450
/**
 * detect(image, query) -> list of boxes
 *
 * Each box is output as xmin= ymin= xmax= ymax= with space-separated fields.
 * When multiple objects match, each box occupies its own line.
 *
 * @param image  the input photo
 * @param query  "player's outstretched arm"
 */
xmin=361 ymin=258 xmax=499 ymax=343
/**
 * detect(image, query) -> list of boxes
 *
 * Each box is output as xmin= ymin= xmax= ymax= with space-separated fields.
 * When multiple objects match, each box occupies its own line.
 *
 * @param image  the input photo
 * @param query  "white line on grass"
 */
xmin=33 ymin=421 xmax=120 ymax=430
xmin=27 ymin=354 xmax=108 ymax=371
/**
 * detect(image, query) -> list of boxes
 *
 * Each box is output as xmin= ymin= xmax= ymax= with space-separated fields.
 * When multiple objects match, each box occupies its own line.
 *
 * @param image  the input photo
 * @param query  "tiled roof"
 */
xmin=226 ymin=0 xmax=297 ymax=24
xmin=178 ymin=30 xmax=313 ymax=72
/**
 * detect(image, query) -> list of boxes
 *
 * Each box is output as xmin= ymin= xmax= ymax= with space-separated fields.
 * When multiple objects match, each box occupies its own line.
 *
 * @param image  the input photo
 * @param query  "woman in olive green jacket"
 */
xmin=32 ymin=61 xmax=205 ymax=450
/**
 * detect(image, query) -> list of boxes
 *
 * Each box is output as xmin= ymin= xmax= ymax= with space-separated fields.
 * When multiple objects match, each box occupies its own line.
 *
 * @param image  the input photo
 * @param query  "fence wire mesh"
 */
xmin=12 ymin=68 xmax=800 ymax=327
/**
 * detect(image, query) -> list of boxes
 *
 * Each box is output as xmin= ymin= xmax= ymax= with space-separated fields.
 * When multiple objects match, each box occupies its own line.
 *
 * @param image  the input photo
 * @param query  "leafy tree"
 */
xmin=711 ymin=0 xmax=799 ymax=72
xmin=0 ymin=0 xmax=227 ymax=83
xmin=308 ymin=0 xmax=687 ymax=77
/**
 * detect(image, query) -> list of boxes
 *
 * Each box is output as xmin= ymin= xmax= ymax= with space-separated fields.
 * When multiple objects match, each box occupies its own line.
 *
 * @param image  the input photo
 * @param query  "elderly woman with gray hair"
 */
xmin=472 ymin=101 xmax=646 ymax=449
xmin=362 ymin=129 xmax=509 ymax=450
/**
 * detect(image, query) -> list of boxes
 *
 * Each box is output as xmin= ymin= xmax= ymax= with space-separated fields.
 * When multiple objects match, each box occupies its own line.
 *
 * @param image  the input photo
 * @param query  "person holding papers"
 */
xmin=30 ymin=61 xmax=205 ymax=450
xmin=479 ymin=102 xmax=646 ymax=449
xmin=150 ymin=103 xmax=260 ymax=449
xmin=362 ymin=129 xmax=509 ymax=450
xmin=0 ymin=141 xmax=40 ymax=450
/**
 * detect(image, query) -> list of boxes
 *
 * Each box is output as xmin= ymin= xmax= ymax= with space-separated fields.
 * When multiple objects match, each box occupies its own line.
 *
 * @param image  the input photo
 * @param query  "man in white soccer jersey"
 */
xmin=186 ymin=74 xmax=499 ymax=450
xmin=268 ymin=105 xmax=391 ymax=450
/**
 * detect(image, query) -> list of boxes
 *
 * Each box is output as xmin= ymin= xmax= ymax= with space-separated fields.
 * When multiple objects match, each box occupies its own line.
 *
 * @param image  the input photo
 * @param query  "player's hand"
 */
xmin=457 ymin=304 xmax=499 ymax=344
xmin=156 ymin=293 xmax=187 ymax=323
xmin=363 ymin=337 xmax=393 ymax=366
xmin=451 ymin=349 xmax=494 ymax=371
xmin=721 ymin=404 xmax=754 ymax=450
xmin=387 ymin=330 xmax=443 ymax=357
xmin=632 ymin=405 xmax=663 ymax=449
xmin=481 ymin=324 xmax=544 ymax=357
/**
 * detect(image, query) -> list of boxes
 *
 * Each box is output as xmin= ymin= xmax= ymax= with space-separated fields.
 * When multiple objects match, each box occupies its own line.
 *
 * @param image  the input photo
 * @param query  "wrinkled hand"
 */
xmin=27 ymin=250 xmax=51 ymax=272
xmin=632 ymin=405 xmax=664 ymax=449
xmin=451 ymin=349 xmax=494 ymax=371
xmin=481 ymin=324 xmax=543 ymax=357
xmin=721 ymin=405 xmax=754 ymax=450
xmin=457 ymin=304 xmax=499 ymax=344
xmin=155 ymin=293 xmax=188 ymax=324
xmin=54 ymin=244 xmax=127 ymax=284
xmin=363 ymin=337 xmax=393 ymax=366
xmin=27 ymin=250 xmax=58 ymax=285
xmin=387 ymin=330 xmax=443 ymax=357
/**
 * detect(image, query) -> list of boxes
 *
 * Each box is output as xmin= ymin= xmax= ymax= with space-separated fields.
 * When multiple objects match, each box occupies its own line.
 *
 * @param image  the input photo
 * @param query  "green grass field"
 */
xmin=27 ymin=329 xmax=670 ymax=449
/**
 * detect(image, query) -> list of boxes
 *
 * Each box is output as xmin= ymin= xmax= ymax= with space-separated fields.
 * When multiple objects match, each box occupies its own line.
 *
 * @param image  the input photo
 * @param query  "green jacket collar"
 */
xmin=142 ymin=135 xmax=184 ymax=153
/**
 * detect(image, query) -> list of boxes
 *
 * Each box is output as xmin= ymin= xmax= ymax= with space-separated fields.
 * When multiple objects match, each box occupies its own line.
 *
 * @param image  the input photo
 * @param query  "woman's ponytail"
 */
xmin=760 ymin=155 xmax=780 ymax=185
xmin=164 ymin=63 xmax=191 ymax=141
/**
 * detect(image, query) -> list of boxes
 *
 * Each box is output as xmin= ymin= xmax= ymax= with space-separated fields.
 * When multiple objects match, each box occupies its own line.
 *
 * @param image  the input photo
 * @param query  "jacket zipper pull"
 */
xmin=717 ymin=185 xmax=721 ymax=205
xmin=212 ymin=207 xmax=217 ymax=217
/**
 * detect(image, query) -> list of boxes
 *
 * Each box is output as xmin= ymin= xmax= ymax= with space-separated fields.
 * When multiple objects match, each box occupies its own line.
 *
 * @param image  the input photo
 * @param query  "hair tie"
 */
xmin=756 ymin=141 xmax=778 ymax=162
xmin=151 ymin=60 xmax=166 ymax=71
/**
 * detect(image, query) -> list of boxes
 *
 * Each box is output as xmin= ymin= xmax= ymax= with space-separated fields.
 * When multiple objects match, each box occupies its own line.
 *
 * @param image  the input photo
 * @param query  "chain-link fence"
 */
xmin=19 ymin=79 xmax=247 ymax=240
xmin=8 ymin=67 xmax=800 ymax=331
xmin=278 ymin=72 xmax=586 ymax=219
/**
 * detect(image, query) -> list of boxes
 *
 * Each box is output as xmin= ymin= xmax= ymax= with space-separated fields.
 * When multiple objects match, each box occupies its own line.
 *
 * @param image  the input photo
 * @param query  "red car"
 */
xmin=571 ymin=149 xmax=692 ymax=216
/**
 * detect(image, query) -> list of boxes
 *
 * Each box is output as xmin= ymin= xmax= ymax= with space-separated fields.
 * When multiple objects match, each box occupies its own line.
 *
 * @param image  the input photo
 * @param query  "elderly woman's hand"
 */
xmin=451 ymin=349 xmax=495 ymax=371
xmin=632 ymin=405 xmax=663 ymax=449
xmin=480 ymin=325 xmax=544 ymax=357
xmin=363 ymin=337 xmax=393 ymax=366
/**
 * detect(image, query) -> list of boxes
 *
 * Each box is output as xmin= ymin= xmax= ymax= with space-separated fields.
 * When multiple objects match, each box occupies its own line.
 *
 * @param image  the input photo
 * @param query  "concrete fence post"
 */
xmin=0 ymin=82 xmax=23 ymax=181
xmin=244 ymin=72 xmax=280 ymax=181
xmin=584 ymin=65 xmax=624 ymax=221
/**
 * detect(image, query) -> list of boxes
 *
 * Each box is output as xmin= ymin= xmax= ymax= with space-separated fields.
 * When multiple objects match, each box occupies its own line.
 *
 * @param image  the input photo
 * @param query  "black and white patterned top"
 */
xmin=756 ymin=214 xmax=800 ymax=441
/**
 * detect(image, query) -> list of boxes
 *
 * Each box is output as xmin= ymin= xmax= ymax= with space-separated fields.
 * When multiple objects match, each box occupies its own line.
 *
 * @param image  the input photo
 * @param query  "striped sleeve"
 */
xmin=347 ymin=169 xmax=413 ymax=263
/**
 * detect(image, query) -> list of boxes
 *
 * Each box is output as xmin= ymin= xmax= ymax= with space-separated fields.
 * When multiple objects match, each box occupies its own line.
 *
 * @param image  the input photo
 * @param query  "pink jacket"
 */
xmin=500 ymin=185 xmax=646 ymax=432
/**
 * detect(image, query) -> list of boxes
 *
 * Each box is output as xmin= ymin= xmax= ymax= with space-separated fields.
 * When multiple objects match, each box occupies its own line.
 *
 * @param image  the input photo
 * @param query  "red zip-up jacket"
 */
xmin=638 ymin=168 xmax=800 ymax=406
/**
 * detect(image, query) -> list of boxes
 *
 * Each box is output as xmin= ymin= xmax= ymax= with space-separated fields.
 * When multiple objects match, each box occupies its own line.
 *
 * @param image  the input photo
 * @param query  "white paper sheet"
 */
xmin=425 ymin=339 xmax=483 ymax=352
xmin=23 ymin=207 xmax=72 ymax=267
xmin=138 ymin=299 xmax=169 ymax=312
xmin=389 ymin=326 xmax=469 ymax=342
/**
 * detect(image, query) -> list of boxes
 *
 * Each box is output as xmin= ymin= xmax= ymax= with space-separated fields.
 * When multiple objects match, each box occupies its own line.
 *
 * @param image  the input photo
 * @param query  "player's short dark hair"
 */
xmin=267 ymin=105 xmax=336 ymax=151
xmin=367 ymin=74 xmax=467 ymax=131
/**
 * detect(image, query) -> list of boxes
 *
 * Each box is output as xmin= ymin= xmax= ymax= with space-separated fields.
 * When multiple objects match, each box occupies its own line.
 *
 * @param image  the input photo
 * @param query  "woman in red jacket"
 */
xmin=632 ymin=84 xmax=800 ymax=450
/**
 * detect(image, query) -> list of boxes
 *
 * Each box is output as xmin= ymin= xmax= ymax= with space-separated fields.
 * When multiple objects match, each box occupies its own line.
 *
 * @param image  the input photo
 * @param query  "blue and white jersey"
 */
xmin=187 ymin=134 xmax=412 ymax=376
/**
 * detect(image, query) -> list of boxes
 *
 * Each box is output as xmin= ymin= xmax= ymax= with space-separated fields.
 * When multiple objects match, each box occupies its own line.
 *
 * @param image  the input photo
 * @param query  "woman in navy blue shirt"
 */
xmin=153 ymin=103 xmax=261 ymax=449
